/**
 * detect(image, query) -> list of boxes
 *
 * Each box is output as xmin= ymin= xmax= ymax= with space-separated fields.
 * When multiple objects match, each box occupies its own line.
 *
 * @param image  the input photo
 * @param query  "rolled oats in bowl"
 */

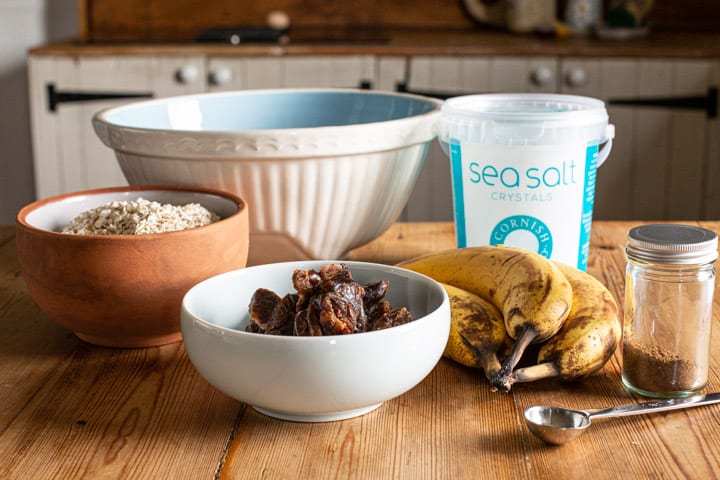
xmin=62 ymin=197 xmax=220 ymax=235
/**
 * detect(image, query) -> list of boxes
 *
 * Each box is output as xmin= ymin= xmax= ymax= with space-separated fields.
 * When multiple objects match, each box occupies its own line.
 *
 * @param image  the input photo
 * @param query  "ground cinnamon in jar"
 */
xmin=622 ymin=342 xmax=700 ymax=394
xmin=622 ymin=224 xmax=717 ymax=398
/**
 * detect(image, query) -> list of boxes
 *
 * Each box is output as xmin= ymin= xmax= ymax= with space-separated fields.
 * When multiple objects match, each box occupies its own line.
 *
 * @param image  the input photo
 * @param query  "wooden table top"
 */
xmin=2 ymin=221 xmax=720 ymax=479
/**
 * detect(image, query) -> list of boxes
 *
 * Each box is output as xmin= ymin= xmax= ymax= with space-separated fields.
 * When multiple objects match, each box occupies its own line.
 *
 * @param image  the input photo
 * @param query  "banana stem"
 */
xmin=458 ymin=331 xmax=502 ymax=381
xmin=479 ymin=353 xmax=502 ymax=381
xmin=501 ymin=327 xmax=536 ymax=374
xmin=510 ymin=361 xmax=561 ymax=383
xmin=490 ymin=327 xmax=537 ymax=392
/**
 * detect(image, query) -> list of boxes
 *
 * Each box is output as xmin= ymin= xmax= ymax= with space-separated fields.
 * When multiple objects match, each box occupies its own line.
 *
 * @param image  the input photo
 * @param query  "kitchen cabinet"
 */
xmin=28 ymin=54 xmax=377 ymax=199
xmin=27 ymin=48 xmax=720 ymax=222
xmin=400 ymin=55 xmax=720 ymax=221
xmin=206 ymin=55 xmax=375 ymax=90
xmin=401 ymin=55 xmax=559 ymax=222
xmin=29 ymin=55 xmax=206 ymax=198
xmin=559 ymin=58 xmax=720 ymax=221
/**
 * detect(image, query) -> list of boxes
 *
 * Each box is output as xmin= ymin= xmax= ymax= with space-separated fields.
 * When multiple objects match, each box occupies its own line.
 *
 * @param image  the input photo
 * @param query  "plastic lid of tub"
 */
xmin=440 ymin=93 xmax=611 ymax=145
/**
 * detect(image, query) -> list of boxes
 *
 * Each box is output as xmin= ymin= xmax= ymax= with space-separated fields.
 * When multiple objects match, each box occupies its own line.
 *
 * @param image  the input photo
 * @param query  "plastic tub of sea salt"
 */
xmin=440 ymin=93 xmax=614 ymax=271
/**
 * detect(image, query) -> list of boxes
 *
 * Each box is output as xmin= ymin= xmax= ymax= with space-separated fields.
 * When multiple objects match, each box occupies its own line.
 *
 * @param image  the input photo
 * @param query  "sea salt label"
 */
xmin=450 ymin=141 xmax=598 ymax=271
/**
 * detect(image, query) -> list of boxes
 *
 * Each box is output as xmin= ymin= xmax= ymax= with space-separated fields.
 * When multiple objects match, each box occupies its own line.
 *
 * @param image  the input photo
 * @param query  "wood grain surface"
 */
xmin=31 ymin=30 xmax=720 ymax=59
xmin=2 ymin=221 xmax=720 ymax=479
xmin=78 ymin=0 xmax=720 ymax=43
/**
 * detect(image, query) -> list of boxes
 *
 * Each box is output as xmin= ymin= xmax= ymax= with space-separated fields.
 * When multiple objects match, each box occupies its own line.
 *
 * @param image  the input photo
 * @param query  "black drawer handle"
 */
xmin=609 ymin=87 xmax=718 ymax=119
xmin=395 ymin=82 xmax=471 ymax=100
xmin=47 ymin=83 xmax=154 ymax=113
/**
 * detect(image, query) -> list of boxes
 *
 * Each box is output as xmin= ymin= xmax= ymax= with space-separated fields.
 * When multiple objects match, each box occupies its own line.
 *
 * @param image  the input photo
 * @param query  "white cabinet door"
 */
xmin=706 ymin=62 xmax=720 ymax=219
xmin=374 ymin=56 xmax=406 ymax=92
xmin=402 ymin=56 xmax=558 ymax=222
xmin=206 ymin=55 xmax=375 ymax=91
xmin=560 ymin=58 xmax=715 ymax=220
xmin=28 ymin=55 xmax=206 ymax=199
xmin=407 ymin=56 xmax=558 ymax=95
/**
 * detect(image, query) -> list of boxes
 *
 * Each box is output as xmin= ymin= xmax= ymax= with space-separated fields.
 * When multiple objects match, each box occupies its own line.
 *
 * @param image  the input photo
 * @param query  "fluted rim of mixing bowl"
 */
xmin=92 ymin=88 xmax=443 ymax=159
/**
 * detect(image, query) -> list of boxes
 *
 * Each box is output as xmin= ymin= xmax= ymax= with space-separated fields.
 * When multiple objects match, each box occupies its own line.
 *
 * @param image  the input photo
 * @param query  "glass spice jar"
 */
xmin=622 ymin=224 xmax=718 ymax=398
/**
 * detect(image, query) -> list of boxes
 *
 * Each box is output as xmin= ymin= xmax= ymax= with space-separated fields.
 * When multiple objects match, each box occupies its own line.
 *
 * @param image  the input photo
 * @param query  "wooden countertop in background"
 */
xmin=2 ymin=221 xmax=720 ymax=479
xmin=29 ymin=30 xmax=720 ymax=58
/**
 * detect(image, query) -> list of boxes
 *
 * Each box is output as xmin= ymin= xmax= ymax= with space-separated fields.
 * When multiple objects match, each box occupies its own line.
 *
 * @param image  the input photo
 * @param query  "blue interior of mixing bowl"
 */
xmin=104 ymin=90 xmax=438 ymax=131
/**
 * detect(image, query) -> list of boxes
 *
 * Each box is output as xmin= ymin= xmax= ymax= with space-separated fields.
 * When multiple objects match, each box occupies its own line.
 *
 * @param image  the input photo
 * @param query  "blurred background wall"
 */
xmin=0 ymin=0 xmax=78 ymax=224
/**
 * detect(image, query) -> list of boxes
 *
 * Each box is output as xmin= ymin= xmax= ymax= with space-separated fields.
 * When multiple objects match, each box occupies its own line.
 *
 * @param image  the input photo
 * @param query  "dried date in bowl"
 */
xmin=180 ymin=260 xmax=450 ymax=422
xmin=246 ymin=263 xmax=414 ymax=336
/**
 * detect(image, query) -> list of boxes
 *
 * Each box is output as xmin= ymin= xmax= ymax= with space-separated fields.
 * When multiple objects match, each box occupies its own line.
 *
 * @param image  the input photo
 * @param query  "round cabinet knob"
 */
xmin=209 ymin=67 xmax=232 ymax=86
xmin=566 ymin=67 xmax=587 ymax=88
xmin=176 ymin=64 xmax=199 ymax=84
xmin=530 ymin=66 xmax=553 ymax=87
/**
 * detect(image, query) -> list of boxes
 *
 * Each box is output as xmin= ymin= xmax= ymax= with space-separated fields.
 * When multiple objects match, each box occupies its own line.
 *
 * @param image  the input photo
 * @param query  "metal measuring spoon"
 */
xmin=524 ymin=392 xmax=720 ymax=445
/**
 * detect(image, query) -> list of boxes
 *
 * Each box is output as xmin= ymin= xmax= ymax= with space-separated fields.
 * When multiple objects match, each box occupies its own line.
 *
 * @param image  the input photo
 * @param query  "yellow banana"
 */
xmin=399 ymin=246 xmax=573 ymax=385
xmin=497 ymin=262 xmax=621 ymax=391
xmin=441 ymin=283 xmax=506 ymax=380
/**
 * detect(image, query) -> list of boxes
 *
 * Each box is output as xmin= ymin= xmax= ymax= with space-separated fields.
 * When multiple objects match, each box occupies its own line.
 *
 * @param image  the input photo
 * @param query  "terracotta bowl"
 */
xmin=16 ymin=186 xmax=249 ymax=348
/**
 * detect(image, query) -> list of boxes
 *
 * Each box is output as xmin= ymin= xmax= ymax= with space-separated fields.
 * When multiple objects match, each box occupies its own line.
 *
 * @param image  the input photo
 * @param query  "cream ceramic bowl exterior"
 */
xmin=181 ymin=260 xmax=450 ymax=422
xmin=92 ymin=89 xmax=442 ymax=265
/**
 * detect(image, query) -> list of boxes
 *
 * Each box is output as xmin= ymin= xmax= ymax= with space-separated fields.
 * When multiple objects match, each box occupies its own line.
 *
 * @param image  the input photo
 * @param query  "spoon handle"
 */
xmin=587 ymin=392 xmax=720 ymax=420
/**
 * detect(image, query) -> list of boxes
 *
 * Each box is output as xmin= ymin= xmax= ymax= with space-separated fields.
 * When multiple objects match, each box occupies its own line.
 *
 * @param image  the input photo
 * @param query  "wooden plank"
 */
xmin=704 ymin=61 xmax=720 ymax=219
xmin=85 ymin=0 xmax=476 ymax=42
xmin=54 ymin=57 xmax=88 ymax=193
xmin=632 ymin=59 xmax=673 ymax=219
xmin=0 ymin=226 xmax=79 ymax=433
xmin=219 ymin=360 xmax=529 ymax=480
xmin=31 ymin=31 xmax=720 ymax=60
xmin=458 ymin=57 xmax=490 ymax=93
xmin=32 ymin=55 xmax=211 ymax=197
xmin=76 ymin=56 xmax=151 ymax=190
xmin=149 ymin=55 xmax=206 ymax=95
xmin=28 ymin=56 xmax=64 ymax=199
xmin=206 ymin=58 xmax=241 ymax=92
xmin=222 ymin=220 xmax=720 ymax=479
xmin=667 ymin=60 xmax=712 ymax=219
xmin=273 ymin=55 xmax=375 ymax=88
xmin=282 ymin=55 xmax=374 ymax=88
xmin=560 ymin=58 xmax=602 ymax=96
xmin=0 ymin=228 xmax=240 ymax=479
xmin=5 ymin=222 xmax=720 ymax=478
xmin=488 ymin=56 xmax=557 ymax=93
xmin=206 ymin=57 xmax=286 ymax=91
xmin=76 ymin=0 xmax=90 ymax=41
xmin=80 ymin=0 xmax=720 ymax=43
xmin=375 ymin=56 xmax=406 ymax=92
xmin=348 ymin=222 xmax=456 ymax=264
xmin=404 ymin=56 xmax=504 ymax=223
xmin=0 ymin=343 xmax=240 ymax=479
xmin=589 ymin=59 xmax=641 ymax=220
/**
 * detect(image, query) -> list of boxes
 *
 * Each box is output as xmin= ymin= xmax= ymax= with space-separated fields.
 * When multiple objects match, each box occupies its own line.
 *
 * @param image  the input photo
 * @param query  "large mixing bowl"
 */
xmin=92 ymin=89 xmax=442 ymax=265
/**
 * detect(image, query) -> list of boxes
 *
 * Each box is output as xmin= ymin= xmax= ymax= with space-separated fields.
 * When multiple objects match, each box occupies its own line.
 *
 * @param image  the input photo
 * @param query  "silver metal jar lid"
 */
xmin=627 ymin=224 xmax=718 ymax=265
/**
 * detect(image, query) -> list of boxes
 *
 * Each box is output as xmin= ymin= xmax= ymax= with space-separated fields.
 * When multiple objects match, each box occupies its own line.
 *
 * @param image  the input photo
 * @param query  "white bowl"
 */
xmin=180 ymin=260 xmax=450 ymax=422
xmin=92 ymin=89 xmax=442 ymax=265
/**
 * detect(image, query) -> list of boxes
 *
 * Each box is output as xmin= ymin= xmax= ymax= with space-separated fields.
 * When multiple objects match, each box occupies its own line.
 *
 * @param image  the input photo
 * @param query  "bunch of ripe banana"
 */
xmin=398 ymin=246 xmax=621 ymax=392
